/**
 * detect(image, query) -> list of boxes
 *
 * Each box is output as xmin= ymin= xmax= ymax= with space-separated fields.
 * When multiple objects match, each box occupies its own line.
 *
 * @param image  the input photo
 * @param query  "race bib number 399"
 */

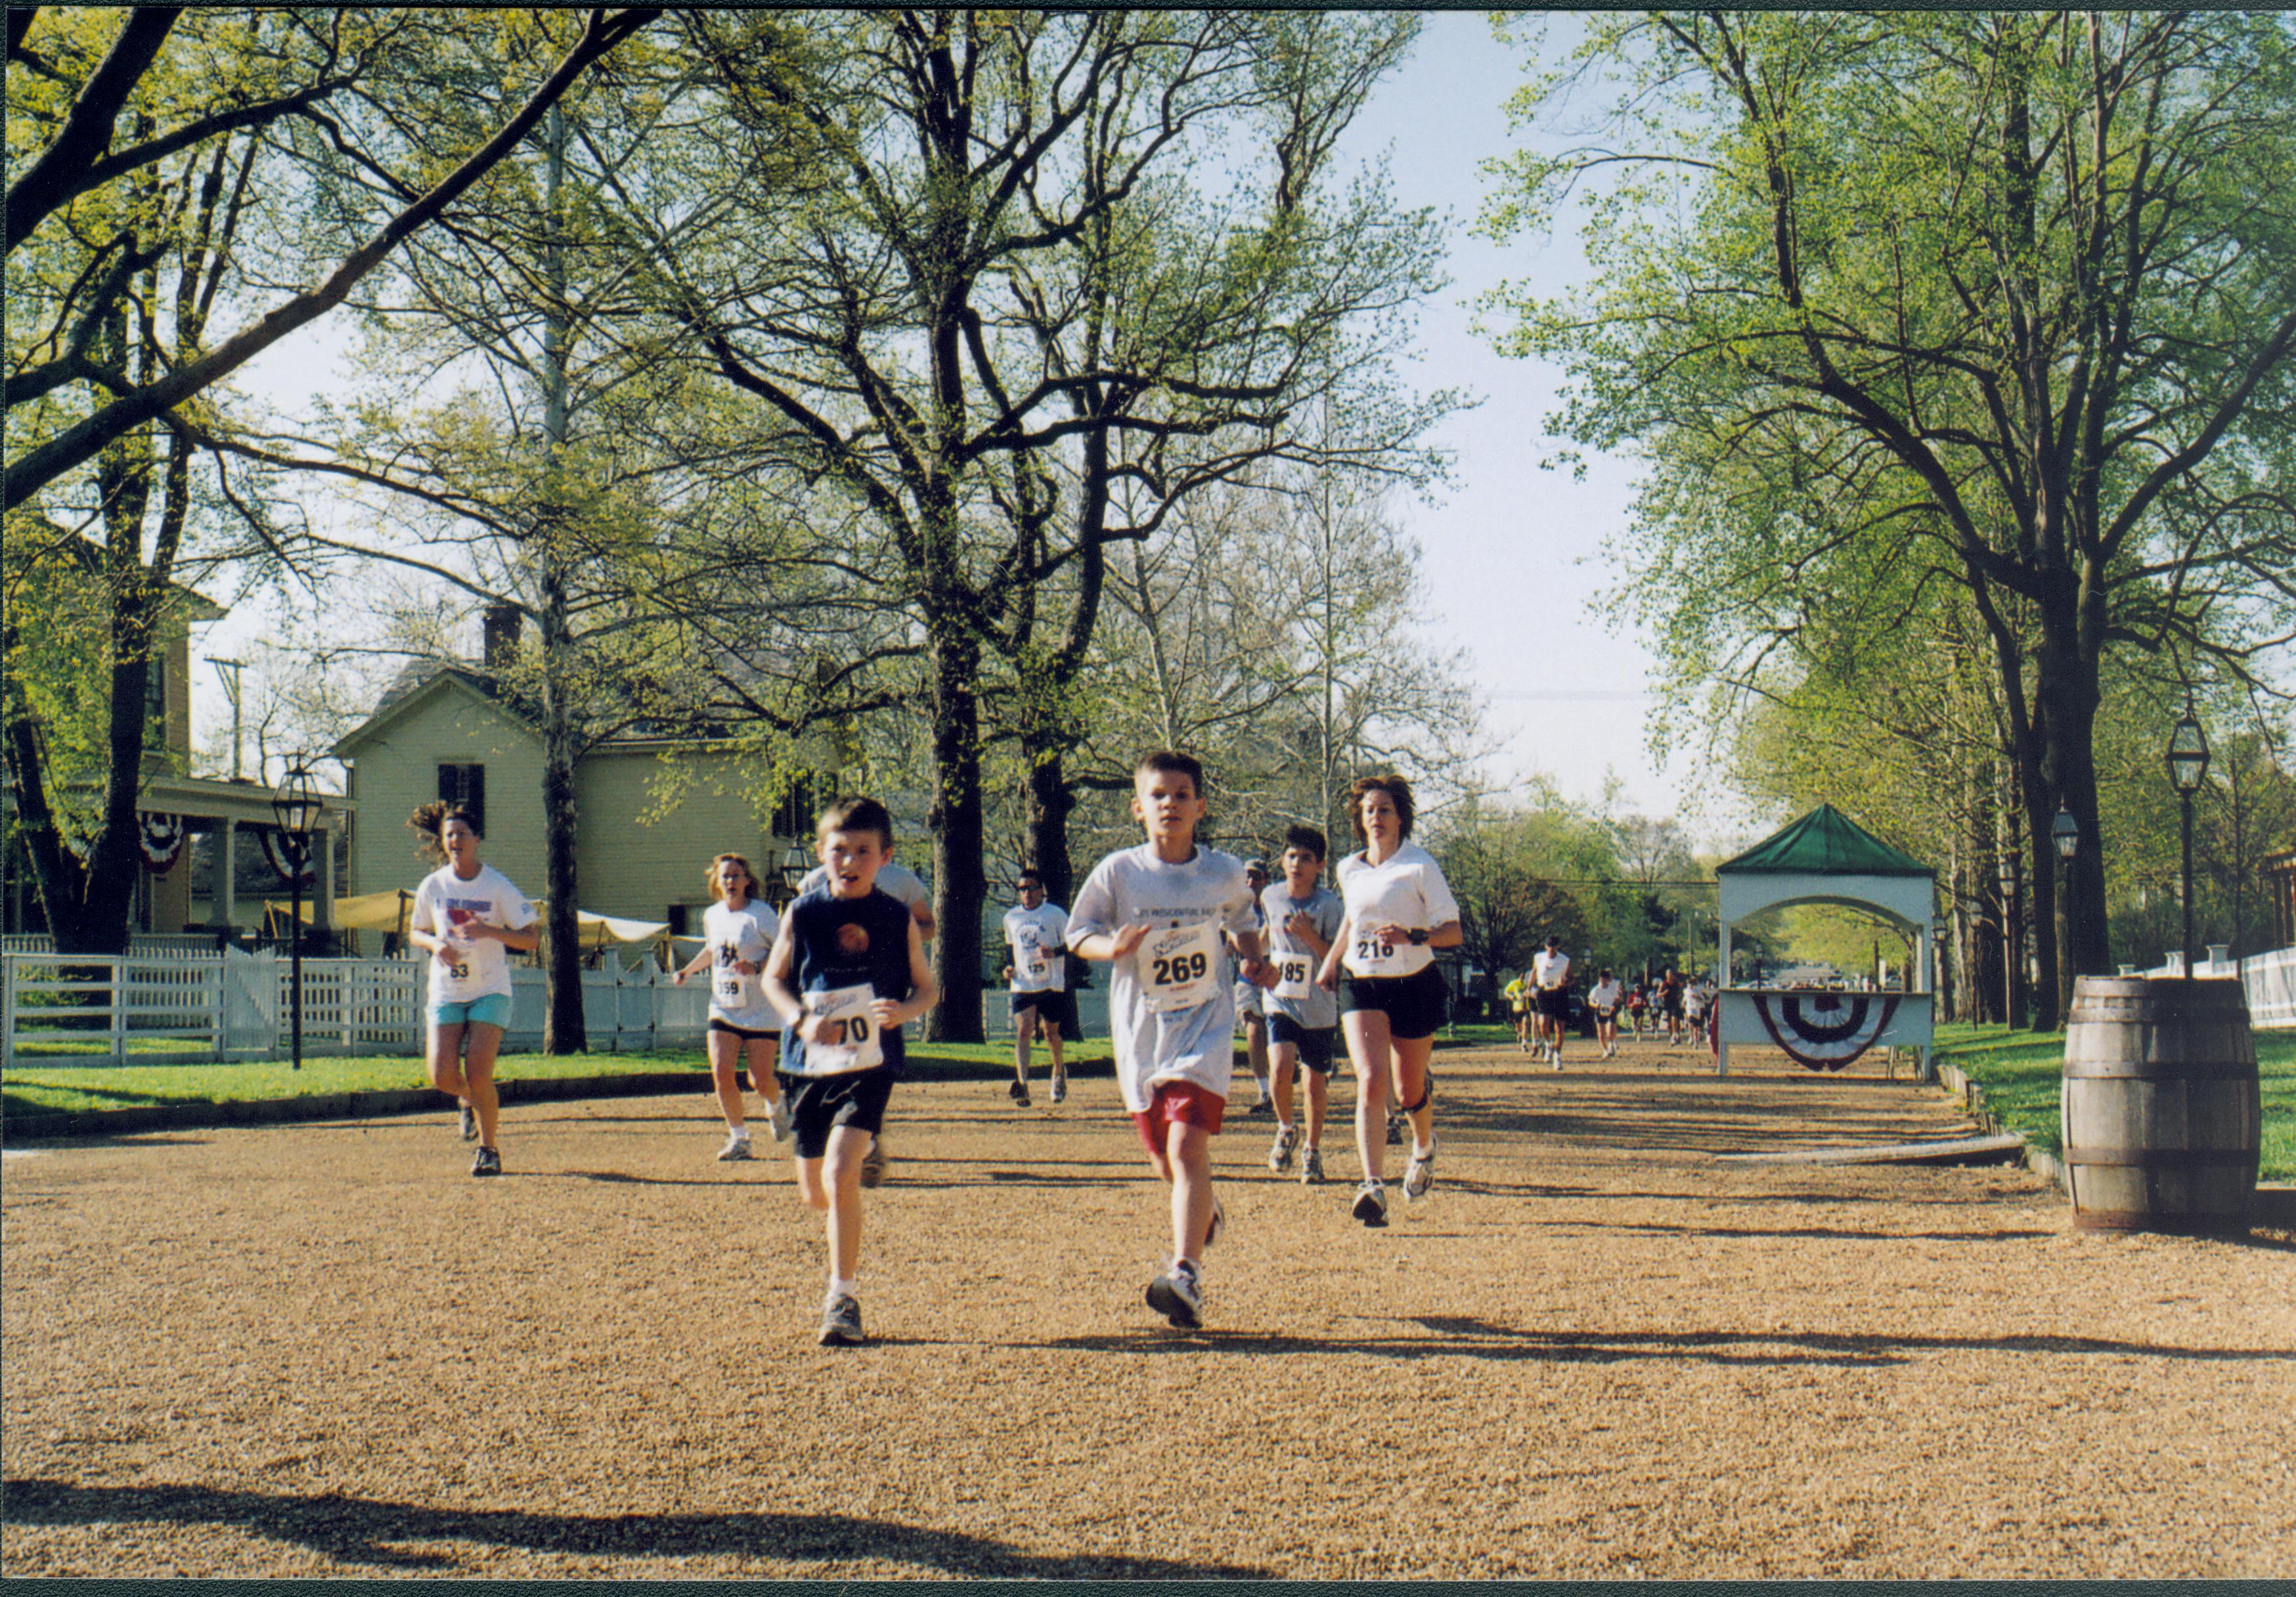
xmin=1137 ymin=922 xmax=1222 ymax=1014
xmin=799 ymin=983 xmax=884 ymax=1075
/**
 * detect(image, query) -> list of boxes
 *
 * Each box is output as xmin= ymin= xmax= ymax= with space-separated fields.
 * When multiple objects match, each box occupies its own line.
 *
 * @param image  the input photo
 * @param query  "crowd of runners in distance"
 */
xmin=1501 ymin=958 xmax=1719 ymax=1066
xmin=401 ymin=757 xmax=1705 ymax=1345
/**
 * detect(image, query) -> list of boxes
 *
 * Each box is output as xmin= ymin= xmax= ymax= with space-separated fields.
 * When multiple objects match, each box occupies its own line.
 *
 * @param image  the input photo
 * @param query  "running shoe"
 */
xmin=1351 ymin=1179 xmax=1388 ymax=1227
xmin=470 ymin=1145 xmax=502 ymax=1178
xmin=1268 ymin=1123 xmax=1298 ymax=1172
xmin=1384 ymin=1109 xmax=1405 ymax=1146
xmin=1299 ymin=1147 xmax=1325 ymax=1185
xmin=717 ymin=1132 xmax=755 ymax=1162
xmin=1553 ymin=1053 xmax=1564 ymax=1073
xmin=818 ymin=1293 xmax=865 ymax=1346
xmin=858 ymin=1136 xmax=888 ymax=1188
xmin=458 ymin=1103 xmax=477 ymax=1141
xmin=768 ymin=1094 xmax=793 ymax=1143
xmin=1247 ymin=1096 xmax=1273 ymax=1118
xmin=1009 ymin=1079 xmax=1031 ymax=1108
xmin=1204 ymin=1196 xmax=1227 ymax=1251
xmin=1145 ymin=1260 xmax=1203 ymax=1329
xmin=1050 ymin=1075 xmax=1068 ymax=1105
xmin=1403 ymin=1138 xmax=1436 ymax=1204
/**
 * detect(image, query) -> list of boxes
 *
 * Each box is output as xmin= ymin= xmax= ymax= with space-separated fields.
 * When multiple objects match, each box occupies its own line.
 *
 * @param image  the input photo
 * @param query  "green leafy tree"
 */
xmin=1482 ymin=11 xmax=2296 ymax=1027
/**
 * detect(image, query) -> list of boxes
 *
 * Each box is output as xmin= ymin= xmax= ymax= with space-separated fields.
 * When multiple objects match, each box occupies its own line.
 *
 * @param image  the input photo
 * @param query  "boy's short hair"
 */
xmin=1281 ymin=824 xmax=1328 ymax=862
xmin=1016 ymin=867 xmax=1043 ymax=889
xmin=1347 ymin=773 xmax=1415 ymax=843
xmin=1133 ymin=748 xmax=1204 ymax=796
xmin=816 ymin=795 xmax=894 ymax=850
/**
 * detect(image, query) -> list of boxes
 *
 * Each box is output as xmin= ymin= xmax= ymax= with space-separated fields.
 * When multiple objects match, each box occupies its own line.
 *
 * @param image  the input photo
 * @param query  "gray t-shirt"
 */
xmin=799 ymin=859 xmax=929 ymax=914
xmin=1067 ymin=842 xmax=1258 ymax=1113
xmin=1261 ymin=882 xmax=1343 ymax=1030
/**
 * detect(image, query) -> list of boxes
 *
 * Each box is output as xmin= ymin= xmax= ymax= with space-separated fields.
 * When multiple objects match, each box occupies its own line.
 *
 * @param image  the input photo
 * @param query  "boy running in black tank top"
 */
xmin=762 ymin=797 xmax=938 ymax=1346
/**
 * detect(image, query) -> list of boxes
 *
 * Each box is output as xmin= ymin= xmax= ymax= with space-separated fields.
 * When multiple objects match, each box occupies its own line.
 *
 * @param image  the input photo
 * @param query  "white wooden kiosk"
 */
xmin=1714 ymin=805 xmax=1936 ymax=1081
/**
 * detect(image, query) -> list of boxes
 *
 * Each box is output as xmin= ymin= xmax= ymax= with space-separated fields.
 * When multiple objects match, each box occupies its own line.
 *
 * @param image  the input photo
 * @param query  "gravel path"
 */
xmin=5 ymin=1035 xmax=2291 ymax=1579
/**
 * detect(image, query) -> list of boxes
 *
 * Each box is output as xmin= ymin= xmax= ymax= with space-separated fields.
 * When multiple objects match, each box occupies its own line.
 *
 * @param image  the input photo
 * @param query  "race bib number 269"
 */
xmin=1138 ymin=922 xmax=1221 ymax=1014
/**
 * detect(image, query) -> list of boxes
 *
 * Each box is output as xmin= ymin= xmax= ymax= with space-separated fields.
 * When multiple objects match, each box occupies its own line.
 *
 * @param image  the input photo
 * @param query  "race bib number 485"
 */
xmin=1137 ymin=922 xmax=1222 ymax=1014
xmin=1273 ymin=953 xmax=1315 ymax=1001
xmin=799 ymin=983 xmax=884 ymax=1075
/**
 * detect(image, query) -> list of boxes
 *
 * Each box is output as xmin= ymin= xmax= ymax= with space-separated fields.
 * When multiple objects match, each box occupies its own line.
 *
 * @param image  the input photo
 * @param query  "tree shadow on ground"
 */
xmin=0 ymin=1478 xmax=1266 ymax=1578
xmin=1531 ymin=1219 xmax=2060 ymax=1242
xmin=1036 ymin=1318 xmax=2293 ymax=1368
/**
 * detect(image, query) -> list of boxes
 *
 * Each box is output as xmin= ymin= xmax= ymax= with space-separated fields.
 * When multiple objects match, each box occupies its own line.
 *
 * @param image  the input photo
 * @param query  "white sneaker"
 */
xmin=1403 ymin=1138 xmax=1436 ymax=1203
xmin=717 ymin=1132 xmax=755 ymax=1162
xmin=1351 ymin=1179 xmax=1388 ymax=1227
xmin=1146 ymin=1259 xmax=1203 ymax=1329
xmin=768 ymin=1094 xmax=793 ymax=1144
xmin=1268 ymin=1124 xmax=1298 ymax=1172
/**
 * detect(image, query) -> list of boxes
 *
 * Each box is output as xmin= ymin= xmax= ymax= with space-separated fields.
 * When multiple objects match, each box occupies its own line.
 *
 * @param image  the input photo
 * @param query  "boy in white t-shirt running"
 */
xmin=1001 ymin=868 xmax=1071 ymax=1106
xmin=1067 ymin=750 xmax=1267 ymax=1330
xmin=1260 ymin=826 xmax=1343 ymax=1183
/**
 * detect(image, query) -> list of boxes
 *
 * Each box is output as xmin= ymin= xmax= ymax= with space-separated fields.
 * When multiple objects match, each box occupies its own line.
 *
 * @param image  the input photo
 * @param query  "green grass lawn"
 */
xmin=1933 ymin=1022 xmax=2296 ymax=1182
xmin=1 ymin=1038 xmax=1118 ymax=1119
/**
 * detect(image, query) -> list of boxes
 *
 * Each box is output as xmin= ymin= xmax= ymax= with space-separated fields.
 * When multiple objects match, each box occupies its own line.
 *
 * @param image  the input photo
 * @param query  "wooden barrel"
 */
xmin=2062 ymin=976 xmax=2259 ymax=1234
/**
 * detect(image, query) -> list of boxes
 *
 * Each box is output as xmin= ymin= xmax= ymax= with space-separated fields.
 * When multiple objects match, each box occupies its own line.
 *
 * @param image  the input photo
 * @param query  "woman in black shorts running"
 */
xmin=1317 ymin=775 xmax=1462 ymax=1228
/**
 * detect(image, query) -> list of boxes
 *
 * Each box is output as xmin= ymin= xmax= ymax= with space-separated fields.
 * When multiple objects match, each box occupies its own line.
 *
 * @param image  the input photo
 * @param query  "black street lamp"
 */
xmin=272 ymin=765 xmax=322 ymax=1070
xmin=2052 ymin=803 xmax=2081 ymax=1009
xmin=2165 ymin=709 xmax=2210 ymax=977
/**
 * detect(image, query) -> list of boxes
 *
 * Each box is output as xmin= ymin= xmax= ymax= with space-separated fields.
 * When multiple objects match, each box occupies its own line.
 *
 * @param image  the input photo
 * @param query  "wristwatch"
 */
xmin=1407 ymin=928 xmax=1429 ymax=945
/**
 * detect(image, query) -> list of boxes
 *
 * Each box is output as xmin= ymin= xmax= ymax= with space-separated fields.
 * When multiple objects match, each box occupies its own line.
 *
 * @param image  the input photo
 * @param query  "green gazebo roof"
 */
xmin=1717 ymin=803 xmax=1932 ymax=878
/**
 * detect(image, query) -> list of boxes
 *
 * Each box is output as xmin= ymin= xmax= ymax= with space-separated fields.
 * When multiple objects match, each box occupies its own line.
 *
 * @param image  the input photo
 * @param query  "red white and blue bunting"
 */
xmin=1750 ymin=991 xmax=1901 ymax=1073
xmin=257 ymin=826 xmax=318 ymax=889
xmin=137 ymin=812 xmax=186 ymax=874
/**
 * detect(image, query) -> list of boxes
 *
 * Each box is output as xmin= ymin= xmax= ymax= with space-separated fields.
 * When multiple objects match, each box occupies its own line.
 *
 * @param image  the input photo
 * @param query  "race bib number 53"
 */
xmin=799 ymin=983 xmax=884 ymax=1075
xmin=1137 ymin=922 xmax=1221 ymax=1014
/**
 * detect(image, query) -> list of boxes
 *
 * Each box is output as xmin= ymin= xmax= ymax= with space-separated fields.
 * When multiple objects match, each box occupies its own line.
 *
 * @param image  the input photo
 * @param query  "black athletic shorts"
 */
xmin=1268 ymin=1012 xmax=1336 ymax=1071
xmin=1340 ymin=964 xmax=1447 ymax=1041
xmin=776 ymin=1064 xmax=896 ymax=1159
xmin=1011 ymin=987 xmax=1075 ymax=1030
xmin=709 ymin=1018 xmax=778 ymax=1041
xmin=1536 ymin=987 xmax=1571 ymax=1020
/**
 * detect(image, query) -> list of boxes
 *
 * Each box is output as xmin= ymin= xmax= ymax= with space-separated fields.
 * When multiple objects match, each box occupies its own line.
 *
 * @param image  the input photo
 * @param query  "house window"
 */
xmin=667 ymin=904 xmax=690 ymax=936
xmin=770 ymin=773 xmax=828 ymax=840
xmin=438 ymin=763 xmax=486 ymax=838
xmin=143 ymin=654 xmax=166 ymax=731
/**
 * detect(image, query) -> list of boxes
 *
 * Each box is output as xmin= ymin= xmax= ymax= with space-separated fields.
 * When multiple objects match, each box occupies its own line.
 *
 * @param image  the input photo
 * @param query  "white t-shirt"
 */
xmin=703 ymin=897 xmax=779 ymax=1029
xmin=1003 ymin=901 xmax=1069 ymax=993
xmin=799 ymin=859 xmax=929 ymax=915
xmin=1066 ymin=843 xmax=1258 ymax=1113
xmin=1589 ymin=977 xmax=1623 ymax=1012
xmin=1335 ymin=842 xmax=1459 ymax=979
xmin=412 ymin=863 xmax=536 ymax=1004
xmin=1534 ymin=949 xmax=1572 ymax=991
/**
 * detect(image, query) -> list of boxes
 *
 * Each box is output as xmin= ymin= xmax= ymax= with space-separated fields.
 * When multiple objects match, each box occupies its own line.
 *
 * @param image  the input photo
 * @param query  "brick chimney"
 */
xmin=481 ymin=604 xmax=522 ymax=671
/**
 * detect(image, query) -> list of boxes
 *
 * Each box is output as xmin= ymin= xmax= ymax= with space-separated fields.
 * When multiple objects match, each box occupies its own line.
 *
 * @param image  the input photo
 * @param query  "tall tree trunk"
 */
xmin=537 ymin=101 xmax=586 ymax=1054
xmin=926 ymin=615 xmax=986 ymax=1043
xmin=1024 ymin=742 xmax=1077 ymax=908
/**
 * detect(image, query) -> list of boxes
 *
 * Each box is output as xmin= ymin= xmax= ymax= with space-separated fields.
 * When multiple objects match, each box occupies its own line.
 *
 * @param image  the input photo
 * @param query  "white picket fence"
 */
xmin=1 ymin=944 xmax=1122 ymax=1066
xmin=2134 ymin=944 xmax=2296 ymax=1030
xmin=2 ymin=949 xmax=712 ymax=1066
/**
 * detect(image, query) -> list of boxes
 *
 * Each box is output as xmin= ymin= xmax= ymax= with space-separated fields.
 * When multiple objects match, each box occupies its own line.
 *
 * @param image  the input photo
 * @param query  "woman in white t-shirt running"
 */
xmin=1316 ymin=775 xmax=1463 ymax=1228
xmin=407 ymin=803 xmax=539 ymax=1177
xmin=673 ymin=854 xmax=792 ymax=1161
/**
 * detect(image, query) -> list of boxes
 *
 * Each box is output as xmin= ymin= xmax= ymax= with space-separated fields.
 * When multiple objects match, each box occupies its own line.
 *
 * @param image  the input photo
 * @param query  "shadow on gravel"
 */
xmin=1538 ymin=1221 xmax=2060 ymax=1242
xmin=1040 ymin=1320 xmax=2293 ymax=1369
xmin=0 ymin=1478 xmax=1267 ymax=1579
xmin=1402 ymin=1315 xmax=2295 ymax=1364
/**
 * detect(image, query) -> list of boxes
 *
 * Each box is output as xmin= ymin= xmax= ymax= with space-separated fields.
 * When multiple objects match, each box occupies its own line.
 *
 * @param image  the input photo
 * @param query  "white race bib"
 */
xmin=799 ymin=983 xmax=884 ymax=1075
xmin=1348 ymin=927 xmax=1410 ymax=977
xmin=712 ymin=951 xmax=747 ymax=1007
xmin=1273 ymin=953 xmax=1315 ymax=1001
xmin=1016 ymin=932 xmax=1051 ymax=983
xmin=1137 ymin=922 xmax=1222 ymax=1014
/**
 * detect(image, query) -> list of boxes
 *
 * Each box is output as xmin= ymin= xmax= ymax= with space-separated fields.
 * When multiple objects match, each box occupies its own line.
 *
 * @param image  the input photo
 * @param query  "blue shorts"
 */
xmin=428 ymin=993 xmax=513 ymax=1030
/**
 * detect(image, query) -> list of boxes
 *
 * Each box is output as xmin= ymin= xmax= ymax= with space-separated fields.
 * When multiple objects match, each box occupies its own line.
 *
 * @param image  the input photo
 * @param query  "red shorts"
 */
xmin=1131 ymin=1078 xmax=1227 ymax=1154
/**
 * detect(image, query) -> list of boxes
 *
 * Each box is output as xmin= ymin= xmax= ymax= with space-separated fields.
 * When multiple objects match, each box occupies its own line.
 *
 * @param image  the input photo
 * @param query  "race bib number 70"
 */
xmin=1137 ymin=922 xmax=1222 ymax=1014
xmin=798 ymin=983 xmax=884 ymax=1075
